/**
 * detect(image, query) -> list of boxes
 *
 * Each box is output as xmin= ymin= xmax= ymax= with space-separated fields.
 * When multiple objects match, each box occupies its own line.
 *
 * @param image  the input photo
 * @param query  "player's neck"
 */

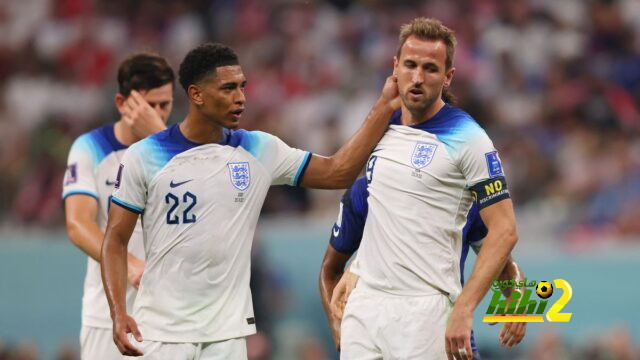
xmin=180 ymin=114 xmax=224 ymax=144
xmin=114 ymin=120 xmax=140 ymax=146
xmin=401 ymin=99 xmax=445 ymax=126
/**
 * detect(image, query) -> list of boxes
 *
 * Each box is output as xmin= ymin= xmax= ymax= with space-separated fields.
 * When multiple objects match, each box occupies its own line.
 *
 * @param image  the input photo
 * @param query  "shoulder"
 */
xmin=70 ymin=124 xmax=125 ymax=163
xmin=433 ymin=105 xmax=485 ymax=138
xmin=422 ymin=105 xmax=490 ymax=157
xmin=128 ymin=125 xmax=182 ymax=157
xmin=227 ymin=129 xmax=280 ymax=157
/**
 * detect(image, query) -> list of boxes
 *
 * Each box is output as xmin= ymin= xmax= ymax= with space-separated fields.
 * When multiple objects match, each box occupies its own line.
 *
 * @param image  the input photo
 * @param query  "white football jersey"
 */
xmin=112 ymin=124 xmax=310 ymax=343
xmin=351 ymin=105 xmax=510 ymax=302
xmin=62 ymin=124 xmax=145 ymax=329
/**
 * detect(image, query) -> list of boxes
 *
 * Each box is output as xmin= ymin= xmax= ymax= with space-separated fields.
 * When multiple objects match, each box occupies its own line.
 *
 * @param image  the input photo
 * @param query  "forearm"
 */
xmin=319 ymin=267 xmax=344 ymax=321
xmin=66 ymin=219 xmax=106 ymax=262
xmin=331 ymin=100 xmax=394 ymax=183
xmin=303 ymin=99 xmax=394 ymax=188
xmin=456 ymin=229 xmax=518 ymax=312
xmin=67 ymin=220 xmax=140 ymax=264
xmin=499 ymin=256 xmax=525 ymax=298
xmin=101 ymin=233 xmax=130 ymax=318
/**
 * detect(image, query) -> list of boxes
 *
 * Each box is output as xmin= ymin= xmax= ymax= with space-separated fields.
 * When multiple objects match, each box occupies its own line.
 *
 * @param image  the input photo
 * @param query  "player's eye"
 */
xmin=404 ymin=61 xmax=417 ymax=69
xmin=425 ymin=64 xmax=439 ymax=72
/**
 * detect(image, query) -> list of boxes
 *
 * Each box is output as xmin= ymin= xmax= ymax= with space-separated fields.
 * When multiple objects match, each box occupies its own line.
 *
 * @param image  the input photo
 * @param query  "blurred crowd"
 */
xmin=0 ymin=0 xmax=639 ymax=241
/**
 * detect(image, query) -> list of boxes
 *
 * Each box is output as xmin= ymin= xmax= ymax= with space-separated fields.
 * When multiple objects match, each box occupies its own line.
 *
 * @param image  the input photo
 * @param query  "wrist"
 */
xmin=111 ymin=306 xmax=128 ymax=320
xmin=453 ymin=299 xmax=475 ymax=315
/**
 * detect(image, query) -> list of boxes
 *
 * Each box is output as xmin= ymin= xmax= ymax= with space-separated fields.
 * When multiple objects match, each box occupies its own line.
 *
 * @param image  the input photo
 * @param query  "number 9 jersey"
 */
xmin=111 ymin=124 xmax=310 ymax=343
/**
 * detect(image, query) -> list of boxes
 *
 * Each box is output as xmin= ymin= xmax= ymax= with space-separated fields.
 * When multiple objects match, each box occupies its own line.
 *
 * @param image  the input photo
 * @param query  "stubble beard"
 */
xmin=402 ymin=91 xmax=439 ymax=120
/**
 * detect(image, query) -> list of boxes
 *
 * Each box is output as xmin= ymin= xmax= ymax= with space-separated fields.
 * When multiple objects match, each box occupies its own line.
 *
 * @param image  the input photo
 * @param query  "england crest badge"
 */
xmin=411 ymin=142 xmax=438 ymax=169
xmin=228 ymin=162 xmax=251 ymax=191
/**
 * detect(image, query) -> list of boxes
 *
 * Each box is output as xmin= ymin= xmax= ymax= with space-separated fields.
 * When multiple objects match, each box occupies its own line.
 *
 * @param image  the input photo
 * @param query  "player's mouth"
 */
xmin=408 ymin=87 xmax=424 ymax=100
xmin=230 ymin=108 xmax=244 ymax=120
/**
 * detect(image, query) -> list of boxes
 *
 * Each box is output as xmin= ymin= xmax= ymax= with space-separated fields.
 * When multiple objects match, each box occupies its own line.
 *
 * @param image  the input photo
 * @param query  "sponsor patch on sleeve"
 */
xmin=115 ymin=164 xmax=124 ymax=189
xmin=485 ymin=151 xmax=504 ymax=178
xmin=470 ymin=176 xmax=510 ymax=210
xmin=64 ymin=163 xmax=77 ymax=185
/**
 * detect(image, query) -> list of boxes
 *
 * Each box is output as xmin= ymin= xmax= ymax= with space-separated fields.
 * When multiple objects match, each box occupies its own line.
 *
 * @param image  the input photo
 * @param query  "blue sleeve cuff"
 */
xmin=294 ymin=152 xmax=312 ymax=186
xmin=111 ymin=197 xmax=144 ymax=214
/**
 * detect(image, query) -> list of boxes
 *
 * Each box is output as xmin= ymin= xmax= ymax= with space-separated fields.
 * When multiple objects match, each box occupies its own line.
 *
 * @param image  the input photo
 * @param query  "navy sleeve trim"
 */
xmin=469 ymin=176 xmax=510 ymax=210
xmin=111 ymin=197 xmax=144 ymax=214
xmin=294 ymin=152 xmax=312 ymax=186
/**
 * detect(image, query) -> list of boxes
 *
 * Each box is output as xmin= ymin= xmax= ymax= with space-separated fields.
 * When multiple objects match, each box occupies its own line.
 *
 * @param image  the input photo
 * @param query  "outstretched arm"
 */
xmin=300 ymin=76 xmax=400 ymax=189
xmin=101 ymin=203 xmax=144 ymax=356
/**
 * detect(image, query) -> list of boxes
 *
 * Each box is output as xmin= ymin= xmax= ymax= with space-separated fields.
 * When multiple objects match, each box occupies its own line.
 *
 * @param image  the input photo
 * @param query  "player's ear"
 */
xmin=188 ymin=84 xmax=204 ymax=106
xmin=444 ymin=66 xmax=455 ymax=88
xmin=393 ymin=56 xmax=398 ymax=76
xmin=114 ymin=93 xmax=126 ymax=115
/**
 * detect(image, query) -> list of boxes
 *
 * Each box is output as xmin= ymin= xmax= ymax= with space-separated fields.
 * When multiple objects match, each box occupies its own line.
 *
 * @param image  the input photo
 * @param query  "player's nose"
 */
xmin=234 ymin=89 xmax=246 ymax=104
xmin=411 ymin=70 xmax=424 ymax=85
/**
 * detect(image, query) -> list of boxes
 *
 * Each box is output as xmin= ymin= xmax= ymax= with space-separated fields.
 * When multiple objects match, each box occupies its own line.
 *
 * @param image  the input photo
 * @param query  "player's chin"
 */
xmin=224 ymin=117 xmax=241 ymax=129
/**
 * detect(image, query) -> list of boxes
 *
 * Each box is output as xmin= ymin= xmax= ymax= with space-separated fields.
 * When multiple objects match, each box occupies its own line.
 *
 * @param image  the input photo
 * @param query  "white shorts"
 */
xmin=340 ymin=282 xmax=452 ymax=360
xmin=80 ymin=326 xmax=122 ymax=360
xmin=124 ymin=336 xmax=247 ymax=360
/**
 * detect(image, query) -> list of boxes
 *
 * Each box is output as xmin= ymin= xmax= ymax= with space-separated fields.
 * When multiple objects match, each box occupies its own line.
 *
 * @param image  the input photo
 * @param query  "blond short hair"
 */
xmin=396 ymin=17 xmax=457 ymax=70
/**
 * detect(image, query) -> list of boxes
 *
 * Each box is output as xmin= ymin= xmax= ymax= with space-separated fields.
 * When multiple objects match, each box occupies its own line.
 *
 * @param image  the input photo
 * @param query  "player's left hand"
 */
xmin=498 ymin=320 xmax=526 ymax=348
xmin=445 ymin=305 xmax=473 ymax=360
xmin=487 ymin=291 xmax=527 ymax=347
xmin=329 ymin=309 xmax=342 ymax=351
xmin=330 ymin=270 xmax=359 ymax=321
xmin=123 ymin=90 xmax=166 ymax=139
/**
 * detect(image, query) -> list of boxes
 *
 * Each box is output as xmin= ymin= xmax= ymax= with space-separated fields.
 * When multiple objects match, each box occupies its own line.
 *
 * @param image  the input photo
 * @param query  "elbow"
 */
xmin=503 ymin=226 xmax=518 ymax=250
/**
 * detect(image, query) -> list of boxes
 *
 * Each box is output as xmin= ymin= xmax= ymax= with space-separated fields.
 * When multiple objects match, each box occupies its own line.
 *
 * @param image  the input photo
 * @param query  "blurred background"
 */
xmin=0 ymin=0 xmax=639 ymax=359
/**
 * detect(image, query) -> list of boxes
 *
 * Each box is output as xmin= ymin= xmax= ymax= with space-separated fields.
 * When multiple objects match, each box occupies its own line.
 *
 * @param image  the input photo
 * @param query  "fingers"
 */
xmin=445 ymin=338 xmax=454 ymax=360
xmin=499 ymin=321 xmax=526 ymax=348
xmin=114 ymin=331 xmax=143 ymax=356
xmin=446 ymin=335 xmax=472 ymax=360
xmin=330 ymin=296 xmax=345 ymax=320
xmin=498 ymin=321 xmax=511 ymax=342
xmin=330 ymin=318 xmax=341 ymax=351
xmin=507 ymin=322 xmax=526 ymax=347
xmin=330 ymin=285 xmax=346 ymax=320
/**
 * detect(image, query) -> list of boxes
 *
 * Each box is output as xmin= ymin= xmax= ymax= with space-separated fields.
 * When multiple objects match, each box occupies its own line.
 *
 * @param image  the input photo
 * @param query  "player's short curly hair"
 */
xmin=178 ymin=43 xmax=240 ymax=92
xmin=117 ymin=53 xmax=175 ymax=97
xmin=396 ymin=17 xmax=457 ymax=70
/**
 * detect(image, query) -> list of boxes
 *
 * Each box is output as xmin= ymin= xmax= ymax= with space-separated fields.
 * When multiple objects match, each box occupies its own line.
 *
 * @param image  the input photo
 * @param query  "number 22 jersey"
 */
xmin=112 ymin=124 xmax=310 ymax=343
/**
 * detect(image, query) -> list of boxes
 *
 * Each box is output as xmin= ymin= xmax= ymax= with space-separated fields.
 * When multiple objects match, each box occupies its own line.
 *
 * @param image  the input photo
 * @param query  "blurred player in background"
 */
xmin=62 ymin=53 xmax=174 ymax=360
xmin=101 ymin=42 xmax=399 ymax=358
xmin=319 ymin=177 xmax=527 ymax=358
xmin=335 ymin=17 xmax=519 ymax=360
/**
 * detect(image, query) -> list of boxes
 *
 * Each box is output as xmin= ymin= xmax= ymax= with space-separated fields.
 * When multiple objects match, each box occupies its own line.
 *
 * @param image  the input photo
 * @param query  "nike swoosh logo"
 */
xmin=170 ymin=179 xmax=193 ymax=188
xmin=105 ymin=179 xmax=116 ymax=186
xmin=332 ymin=225 xmax=340 ymax=237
